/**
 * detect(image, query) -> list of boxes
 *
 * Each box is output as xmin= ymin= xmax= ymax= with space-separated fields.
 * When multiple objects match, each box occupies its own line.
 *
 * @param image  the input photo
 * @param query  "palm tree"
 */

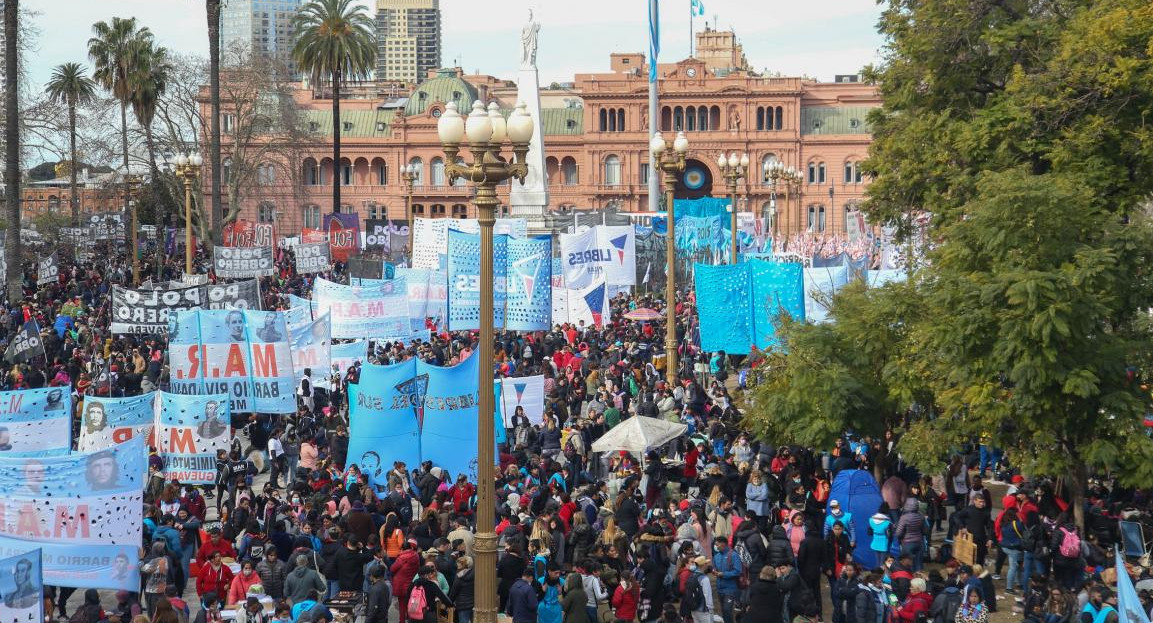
xmin=128 ymin=44 xmax=171 ymax=185
xmin=87 ymin=17 xmax=154 ymax=197
xmin=4 ymin=0 xmax=21 ymax=302
xmin=45 ymin=63 xmax=98 ymax=226
xmin=207 ymin=0 xmax=222 ymax=240
xmin=292 ymin=0 xmax=375 ymax=214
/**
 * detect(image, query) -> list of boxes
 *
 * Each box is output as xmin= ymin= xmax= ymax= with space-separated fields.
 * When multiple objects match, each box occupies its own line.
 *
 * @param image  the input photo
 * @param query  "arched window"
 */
xmin=372 ymin=158 xmax=387 ymax=185
xmin=452 ymin=204 xmax=468 ymax=218
xmin=562 ymin=157 xmax=578 ymax=185
xmin=807 ymin=161 xmax=817 ymax=184
xmin=545 ymin=156 xmax=559 ymax=185
xmin=431 ymin=204 xmax=446 ymax=217
xmin=599 ymin=108 xmax=608 ymax=132
xmin=761 ymin=154 xmax=777 ymax=185
xmin=661 ymin=106 xmax=672 ymax=132
xmin=453 ymin=157 xmax=467 ymax=187
xmin=604 ymin=155 xmax=621 ymax=186
xmin=674 ymin=107 xmax=684 ymax=131
xmin=303 ymin=158 xmax=320 ymax=185
xmin=340 ymin=158 xmax=352 ymax=186
xmin=617 ymin=109 xmax=625 ymax=132
xmin=818 ymin=206 xmax=826 ymax=232
xmin=608 ymin=109 xmax=617 ymax=132
xmin=430 ymin=157 xmax=445 ymax=186
xmin=698 ymin=107 xmax=708 ymax=131
xmin=686 ymin=106 xmax=696 ymax=132
xmin=412 ymin=203 xmax=425 ymax=217
xmin=303 ymin=205 xmax=321 ymax=228
xmin=756 ymin=107 xmax=765 ymax=131
xmin=408 ymin=157 xmax=424 ymax=186
xmin=774 ymin=106 xmax=784 ymax=130
xmin=711 ymin=106 xmax=721 ymax=130
xmin=818 ymin=162 xmax=826 ymax=184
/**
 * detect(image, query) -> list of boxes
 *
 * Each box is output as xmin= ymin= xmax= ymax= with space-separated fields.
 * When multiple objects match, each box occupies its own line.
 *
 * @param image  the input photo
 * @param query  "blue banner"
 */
xmin=347 ymin=361 xmax=422 ymax=498
xmin=0 ymin=540 xmax=138 ymax=591
xmin=156 ymin=392 xmax=232 ymax=485
xmin=168 ymin=310 xmax=296 ymax=414
xmin=0 ymin=436 xmax=146 ymax=544
xmin=285 ymin=295 xmax=317 ymax=332
xmin=78 ymin=392 xmax=156 ymax=452
xmin=289 ymin=313 xmax=330 ymax=385
xmin=506 ymin=236 xmax=553 ymax=331
xmin=694 ymin=261 xmax=805 ymax=354
xmin=447 ymin=229 xmax=508 ymax=331
xmin=319 ymin=340 xmax=368 ymax=390
xmin=804 ymin=265 xmax=849 ymax=324
xmin=0 ymin=548 xmax=43 ymax=622
xmin=396 ymin=268 xmax=448 ymax=323
xmin=418 ymin=355 xmax=480 ymax=481
xmin=314 ymin=277 xmax=411 ymax=340
xmin=0 ymin=388 xmax=72 ymax=457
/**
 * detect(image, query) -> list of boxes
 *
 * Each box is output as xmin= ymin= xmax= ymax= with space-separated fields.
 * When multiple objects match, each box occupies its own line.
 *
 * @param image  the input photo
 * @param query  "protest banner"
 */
xmin=86 ymin=213 xmax=125 ymax=240
xmin=0 ymin=540 xmax=137 ymax=591
xmin=76 ymin=392 xmax=156 ymax=452
xmin=313 ymin=277 xmax=411 ymax=340
xmin=496 ymin=375 xmax=545 ymax=426
xmin=168 ymin=310 xmax=296 ymax=413
xmin=36 ymin=255 xmax=58 ymax=286
xmin=0 ymin=549 xmax=43 ymax=623
xmin=284 ymin=295 xmax=317 ymax=333
xmin=110 ymin=281 xmax=261 ymax=335
xmin=363 ymin=219 xmax=409 ymax=253
xmin=156 ymin=393 xmax=231 ymax=484
xmin=0 ymin=388 xmax=72 ymax=457
xmin=348 ymin=354 xmax=480 ymax=493
xmin=289 ymin=313 xmax=330 ymax=386
xmin=0 ymin=436 xmax=145 ymax=545
xmin=3 ymin=320 xmax=44 ymax=364
xmin=212 ymin=246 xmax=274 ymax=278
xmin=318 ymin=340 xmax=367 ymax=390
xmin=295 ymin=242 xmax=330 ymax=274
xmin=447 ymin=229 xmax=507 ymax=331
xmin=506 ymin=236 xmax=552 ymax=331
xmin=324 ymin=212 xmax=360 ymax=262
xmin=411 ymin=218 xmax=528 ymax=270
xmin=559 ymin=225 xmax=636 ymax=288
xmin=396 ymin=268 xmax=448 ymax=323
xmin=222 ymin=220 xmax=274 ymax=248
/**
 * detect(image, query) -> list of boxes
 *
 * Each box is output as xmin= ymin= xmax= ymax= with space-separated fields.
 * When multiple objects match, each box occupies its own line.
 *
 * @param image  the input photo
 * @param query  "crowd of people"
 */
xmin=3 ymin=243 xmax=1153 ymax=623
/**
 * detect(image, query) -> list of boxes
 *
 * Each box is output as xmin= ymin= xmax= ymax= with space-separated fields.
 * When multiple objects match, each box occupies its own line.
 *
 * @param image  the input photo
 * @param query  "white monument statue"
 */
xmin=510 ymin=9 xmax=549 ymax=221
xmin=521 ymin=10 xmax=540 ymax=68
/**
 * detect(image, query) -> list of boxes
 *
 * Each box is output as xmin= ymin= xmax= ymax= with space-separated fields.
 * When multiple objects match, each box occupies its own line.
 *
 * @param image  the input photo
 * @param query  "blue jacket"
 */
xmin=507 ymin=578 xmax=539 ymax=623
xmin=153 ymin=525 xmax=183 ymax=557
xmin=712 ymin=548 xmax=744 ymax=595
xmin=825 ymin=510 xmax=855 ymax=545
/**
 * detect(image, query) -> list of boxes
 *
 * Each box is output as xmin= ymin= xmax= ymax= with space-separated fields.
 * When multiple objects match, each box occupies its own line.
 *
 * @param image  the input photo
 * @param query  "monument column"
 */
xmin=510 ymin=10 xmax=549 ymax=228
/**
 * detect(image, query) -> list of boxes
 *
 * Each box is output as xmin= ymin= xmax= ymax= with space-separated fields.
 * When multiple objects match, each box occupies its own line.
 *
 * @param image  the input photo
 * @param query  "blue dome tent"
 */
xmin=828 ymin=469 xmax=885 ymax=568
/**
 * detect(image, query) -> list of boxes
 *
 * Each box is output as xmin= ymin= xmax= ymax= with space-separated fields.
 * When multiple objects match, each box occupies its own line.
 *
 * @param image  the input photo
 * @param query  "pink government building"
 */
xmin=206 ymin=27 xmax=879 ymax=237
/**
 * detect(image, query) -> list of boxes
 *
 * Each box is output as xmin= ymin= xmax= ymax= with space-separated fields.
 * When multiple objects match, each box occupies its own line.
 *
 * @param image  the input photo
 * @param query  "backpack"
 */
xmin=1058 ymin=527 xmax=1081 ymax=558
xmin=407 ymin=584 xmax=428 ymax=620
xmin=679 ymin=573 xmax=705 ymax=616
xmin=933 ymin=588 xmax=962 ymax=623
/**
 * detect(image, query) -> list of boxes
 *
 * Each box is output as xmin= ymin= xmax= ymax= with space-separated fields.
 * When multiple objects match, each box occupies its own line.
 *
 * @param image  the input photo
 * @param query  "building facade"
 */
xmin=375 ymin=0 xmax=441 ymax=85
xmin=220 ymin=0 xmax=304 ymax=78
xmin=208 ymin=28 xmax=879 ymax=236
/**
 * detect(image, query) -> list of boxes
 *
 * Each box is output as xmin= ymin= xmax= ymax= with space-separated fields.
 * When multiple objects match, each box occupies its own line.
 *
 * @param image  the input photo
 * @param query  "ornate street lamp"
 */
xmin=437 ymin=99 xmax=533 ymax=623
xmin=651 ymin=131 xmax=688 ymax=386
xmin=401 ymin=163 xmax=417 ymax=225
xmin=763 ymin=160 xmax=802 ymax=237
xmin=174 ymin=153 xmax=204 ymax=275
xmin=717 ymin=152 xmax=749 ymax=263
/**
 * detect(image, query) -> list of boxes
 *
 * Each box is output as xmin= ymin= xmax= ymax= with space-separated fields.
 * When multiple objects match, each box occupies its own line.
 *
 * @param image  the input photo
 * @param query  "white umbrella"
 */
xmin=590 ymin=416 xmax=688 ymax=455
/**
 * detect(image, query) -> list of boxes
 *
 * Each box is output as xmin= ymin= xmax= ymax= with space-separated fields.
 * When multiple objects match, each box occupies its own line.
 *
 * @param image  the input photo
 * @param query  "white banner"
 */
xmin=497 ymin=375 xmax=545 ymax=426
xmin=559 ymin=225 xmax=636 ymax=288
xmin=411 ymin=218 xmax=529 ymax=270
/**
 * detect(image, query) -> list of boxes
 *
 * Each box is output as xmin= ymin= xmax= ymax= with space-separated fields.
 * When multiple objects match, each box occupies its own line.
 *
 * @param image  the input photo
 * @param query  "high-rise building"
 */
xmin=375 ymin=0 xmax=441 ymax=85
xmin=220 ymin=0 xmax=303 ymax=78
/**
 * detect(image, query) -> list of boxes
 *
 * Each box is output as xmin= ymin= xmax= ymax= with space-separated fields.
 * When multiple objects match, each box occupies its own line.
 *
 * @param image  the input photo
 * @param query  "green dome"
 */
xmin=404 ymin=70 xmax=478 ymax=116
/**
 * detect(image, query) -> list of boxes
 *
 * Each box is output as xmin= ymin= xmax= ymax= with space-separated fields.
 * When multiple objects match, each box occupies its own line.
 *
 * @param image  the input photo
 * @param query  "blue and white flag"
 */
xmin=648 ymin=0 xmax=660 ymax=82
xmin=396 ymin=268 xmax=448 ymax=324
xmin=691 ymin=0 xmax=705 ymax=16
xmin=496 ymin=375 xmax=545 ymax=426
xmin=0 ymin=548 xmax=43 ymax=622
xmin=1116 ymin=549 xmax=1151 ymax=623
xmin=0 ymin=388 xmax=72 ymax=457
xmin=77 ymin=392 xmax=156 ymax=452
xmin=156 ymin=392 xmax=231 ymax=485
xmin=289 ymin=313 xmax=331 ymax=386
xmin=447 ymin=229 xmax=508 ymax=331
xmin=506 ymin=236 xmax=553 ymax=331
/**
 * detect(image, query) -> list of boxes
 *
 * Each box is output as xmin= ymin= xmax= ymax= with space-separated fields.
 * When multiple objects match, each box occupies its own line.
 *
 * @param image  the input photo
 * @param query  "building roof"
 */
xmin=404 ymin=70 xmax=478 ymax=116
xmin=800 ymin=106 xmax=876 ymax=135
xmin=540 ymin=108 xmax=583 ymax=136
xmin=304 ymin=109 xmax=398 ymax=138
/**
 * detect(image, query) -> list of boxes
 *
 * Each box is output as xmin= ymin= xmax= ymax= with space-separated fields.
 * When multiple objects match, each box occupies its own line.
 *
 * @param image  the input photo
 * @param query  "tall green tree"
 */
xmin=44 ymin=62 xmax=98 ymax=226
xmin=206 ymin=0 xmax=222 ymax=241
xmin=128 ymin=45 xmax=171 ymax=186
xmin=291 ymin=0 xmax=375 ymax=214
xmin=3 ymin=0 xmax=19 ymax=302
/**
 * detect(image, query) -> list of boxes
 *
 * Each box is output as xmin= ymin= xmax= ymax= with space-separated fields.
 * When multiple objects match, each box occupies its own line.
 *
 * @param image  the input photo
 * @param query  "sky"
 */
xmin=22 ymin=0 xmax=886 ymax=90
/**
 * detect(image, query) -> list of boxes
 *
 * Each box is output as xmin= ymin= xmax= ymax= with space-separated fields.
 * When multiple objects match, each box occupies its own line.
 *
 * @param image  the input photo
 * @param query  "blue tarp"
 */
xmin=829 ymin=469 xmax=886 ymax=568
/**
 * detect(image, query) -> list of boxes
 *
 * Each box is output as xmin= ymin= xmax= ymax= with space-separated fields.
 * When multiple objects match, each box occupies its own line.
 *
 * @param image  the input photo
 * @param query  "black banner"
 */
xmin=87 ymin=212 xmax=126 ymax=240
xmin=37 ymin=254 xmax=58 ymax=286
xmin=110 ymin=280 xmax=262 ymax=335
xmin=212 ymin=246 xmax=275 ymax=279
xmin=348 ymin=257 xmax=384 ymax=280
xmin=4 ymin=320 xmax=43 ymax=364
xmin=295 ymin=242 xmax=330 ymax=274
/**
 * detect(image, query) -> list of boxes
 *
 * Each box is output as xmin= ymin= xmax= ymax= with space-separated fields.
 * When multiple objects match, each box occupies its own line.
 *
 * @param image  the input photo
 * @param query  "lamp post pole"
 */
xmin=717 ymin=152 xmax=748 ymax=263
xmin=126 ymin=174 xmax=143 ymax=285
xmin=174 ymin=153 xmax=204 ymax=275
xmin=438 ymin=100 xmax=534 ymax=623
xmin=402 ymin=164 xmax=416 ymax=225
xmin=763 ymin=161 xmax=801 ymax=239
xmin=651 ymin=131 xmax=688 ymax=386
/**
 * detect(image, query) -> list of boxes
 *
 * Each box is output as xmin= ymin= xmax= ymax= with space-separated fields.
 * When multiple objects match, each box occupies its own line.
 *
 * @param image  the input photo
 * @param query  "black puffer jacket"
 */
xmin=768 ymin=525 xmax=793 ymax=567
xmin=449 ymin=568 xmax=475 ymax=610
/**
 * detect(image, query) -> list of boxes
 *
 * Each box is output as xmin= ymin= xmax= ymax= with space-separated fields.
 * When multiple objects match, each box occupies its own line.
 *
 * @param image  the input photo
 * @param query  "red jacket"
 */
xmin=451 ymin=482 xmax=475 ymax=514
xmin=196 ymin=562 xmax=234 ymax=598
xmin=390 ymin=549 xmax=421 ymax=596
xmin=611 ymin=584 xmax=639 ymax=621
xmin=897 ymin=591 xmax=933 ymax=622
xmin=198 ymin=538 xmax=238 ymax=562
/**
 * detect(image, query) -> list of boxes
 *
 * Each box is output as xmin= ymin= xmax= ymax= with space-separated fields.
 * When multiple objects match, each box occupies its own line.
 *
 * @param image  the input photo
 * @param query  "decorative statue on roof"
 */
xmin=521 ymin=9 xmax=540 ymax=68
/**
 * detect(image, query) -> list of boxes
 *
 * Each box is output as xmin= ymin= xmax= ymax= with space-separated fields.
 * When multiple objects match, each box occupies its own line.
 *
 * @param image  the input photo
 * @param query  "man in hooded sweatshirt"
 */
xmin=285 ymin=554 xmax=327 ymax=604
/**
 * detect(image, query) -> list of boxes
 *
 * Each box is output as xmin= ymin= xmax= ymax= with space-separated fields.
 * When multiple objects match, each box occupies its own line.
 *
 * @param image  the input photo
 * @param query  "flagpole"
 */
xmin=648 ymin=0 xmax=660 ymax=215
xmin=689 ymin=3 xmax=694 ymax=57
